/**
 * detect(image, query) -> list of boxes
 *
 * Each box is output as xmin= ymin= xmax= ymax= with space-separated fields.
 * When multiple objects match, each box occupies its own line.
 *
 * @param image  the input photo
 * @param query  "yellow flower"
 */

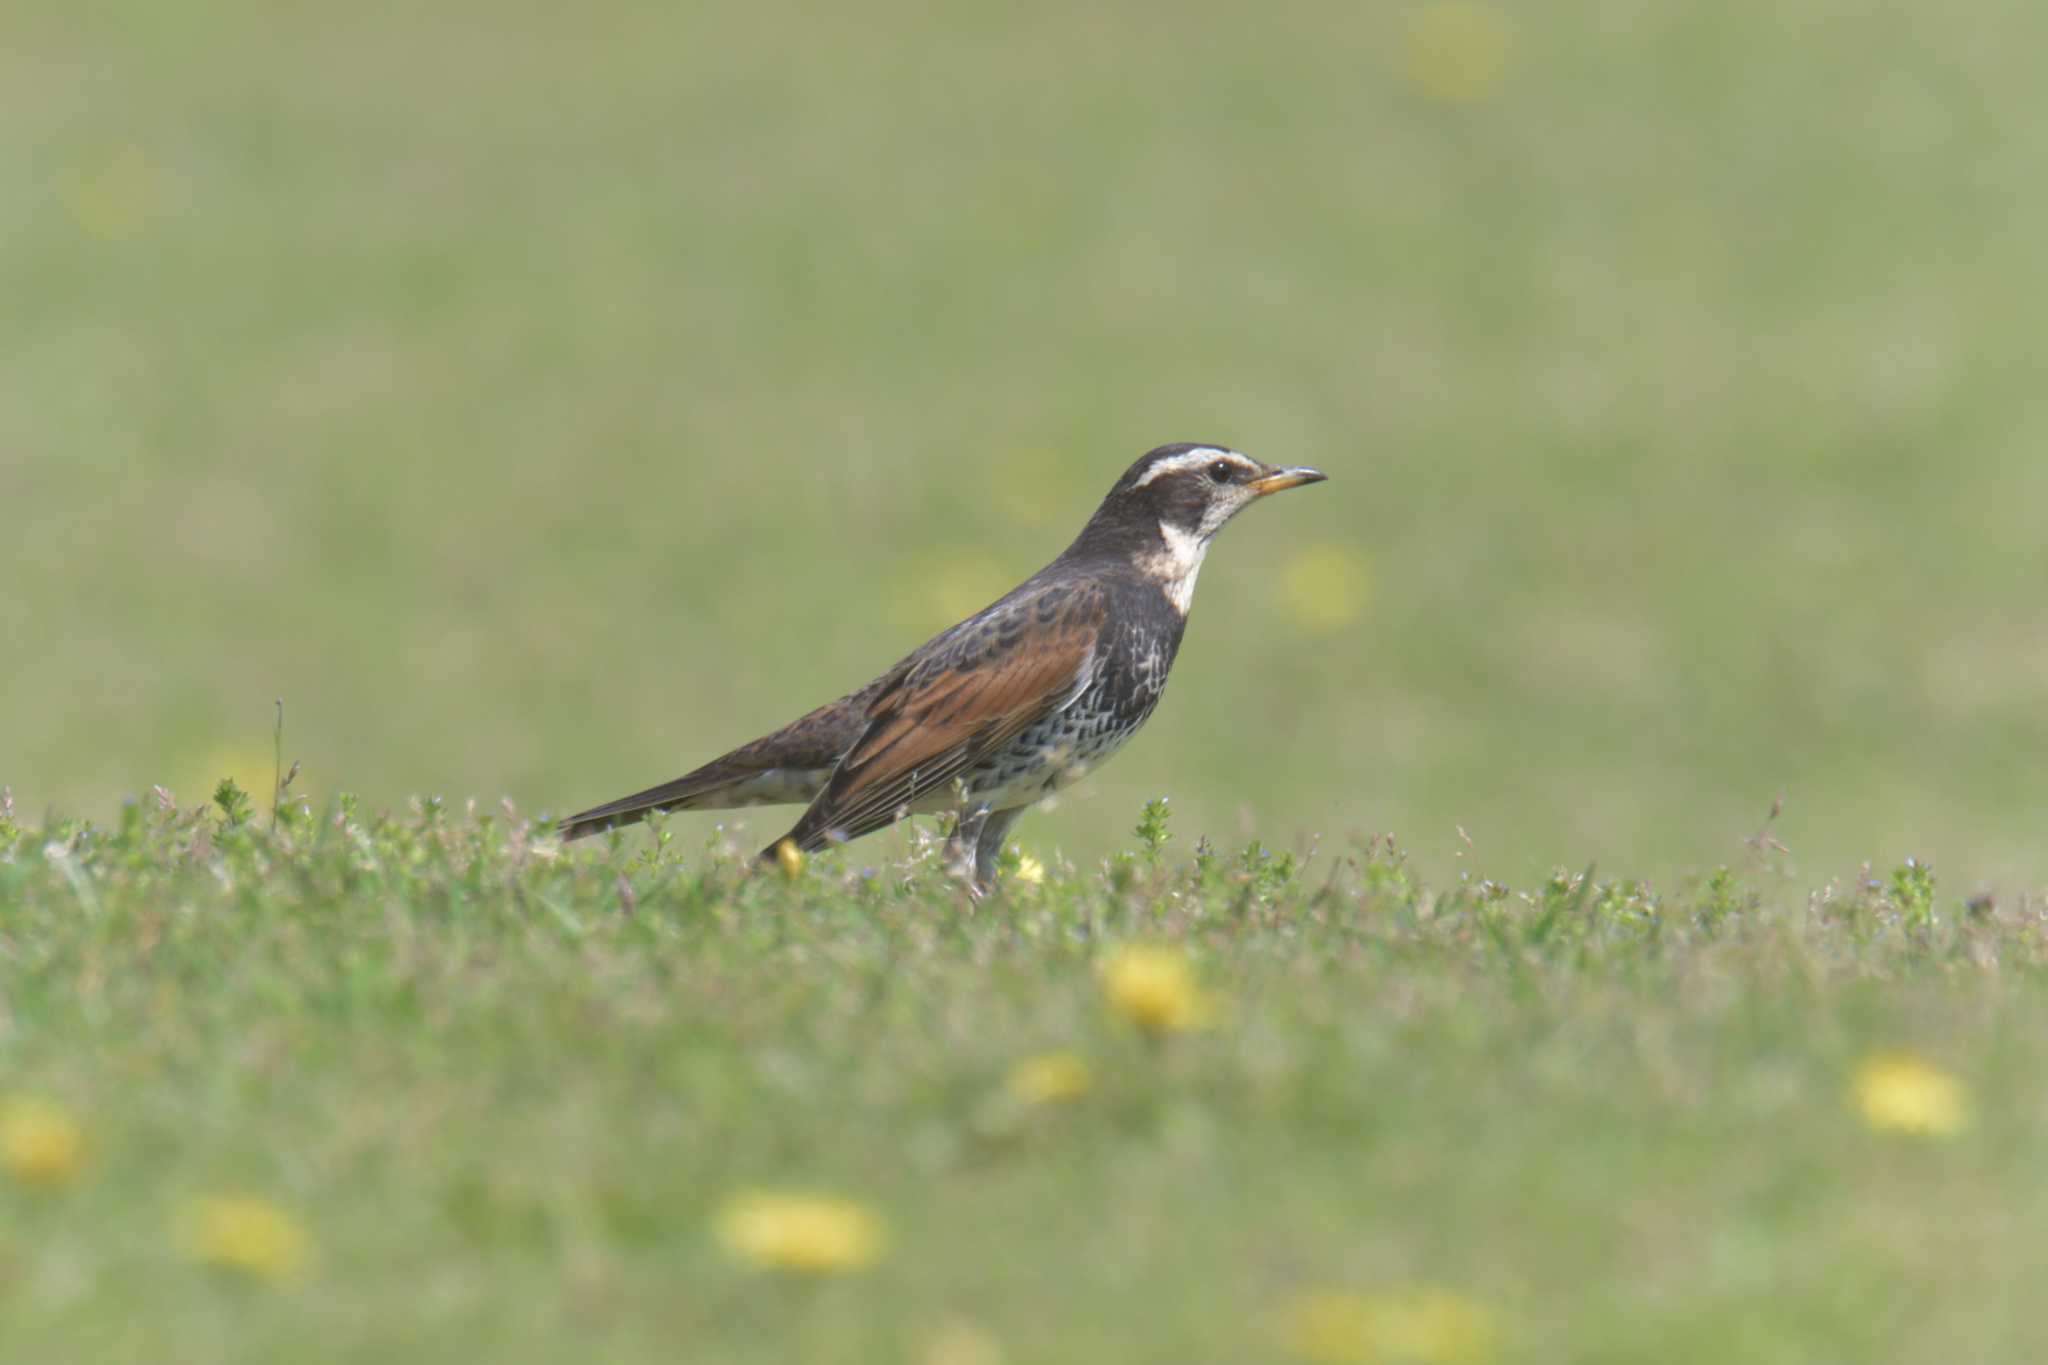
xmin=918 ymin=1316 xmax=1007 ymax=1365
xmin=66 ymin=142 xmax=157 ymax=241
xmin=715 ymin=1190 xmax=887 ymax=1274
xmin=774 ymin=838 xmax=806 ymax=878
xmin=1852 ymin=1052 xmax=1969 ymax=1137
xmin=182 ymin=1196 xmax=312 ymax=1282
xmin=1012 ymin=853 xmax=1046 ymax=885
xmin=981 ymin=449 xmax=1069 ymax=529
xmin=1100 ymin=943 xmax=1215 ymax=1036
xmin=1276 ymin=543 xmax=1372 ymax=635
xmin=896 ymin=553 xmax=1016 ymax=634
xmin=1402 ymin=3 xmax=1512 ymax=106
xmin=1281 ymin=1286 xmax=1498 ymax=1364
xmin=1007 ymin=1051 xmax=1094 ymax=1106
xmin=180 ymin=746 xmax=282 ymax=817
xmin=1 ymin=1097 xmax=88 ymax=1191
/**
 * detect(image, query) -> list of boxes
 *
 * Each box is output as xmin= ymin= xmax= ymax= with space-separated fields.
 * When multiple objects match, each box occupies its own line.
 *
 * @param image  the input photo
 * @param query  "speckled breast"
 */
xmin=967 ymin=613 xmax=1183 ymax=809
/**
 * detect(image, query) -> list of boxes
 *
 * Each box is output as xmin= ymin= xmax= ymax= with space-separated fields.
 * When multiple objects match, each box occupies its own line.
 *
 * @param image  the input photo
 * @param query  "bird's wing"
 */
xmin=781 ymin=580 xmax=1108 ymax=850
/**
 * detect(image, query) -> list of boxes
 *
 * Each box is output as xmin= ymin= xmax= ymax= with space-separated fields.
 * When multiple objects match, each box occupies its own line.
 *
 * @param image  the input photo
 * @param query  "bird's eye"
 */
xmin=1207 ymin=460 xmax=1236 ymax=484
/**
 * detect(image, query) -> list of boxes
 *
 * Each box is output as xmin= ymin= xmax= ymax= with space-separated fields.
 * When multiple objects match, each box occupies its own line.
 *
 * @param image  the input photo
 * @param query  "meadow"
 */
xmin=6 ymin=0 xmax=2047 ymax=886
xmin=4 ymin=793 xmax=2043 ymax=1363
xmin=7 ymin=0 xmax=2048 ymax=1358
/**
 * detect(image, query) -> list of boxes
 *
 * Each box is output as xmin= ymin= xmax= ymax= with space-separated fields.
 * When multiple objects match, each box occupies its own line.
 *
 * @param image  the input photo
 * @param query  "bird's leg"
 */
xmin=941 ymin=807 xmax=991 ymax=890
xmin=970 ymin=806 xmax=1026 ymax=895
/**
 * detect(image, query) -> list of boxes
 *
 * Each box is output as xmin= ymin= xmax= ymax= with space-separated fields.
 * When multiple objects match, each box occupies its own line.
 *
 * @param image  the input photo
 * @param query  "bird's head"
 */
xmin=1108 ymin=444 xmax=1327 ymax=540
xmin=1064 ymin=443 xmax=1328 ymax=610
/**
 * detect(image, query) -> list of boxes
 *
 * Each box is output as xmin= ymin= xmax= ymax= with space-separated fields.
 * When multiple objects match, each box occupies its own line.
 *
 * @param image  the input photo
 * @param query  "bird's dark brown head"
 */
xmin=1065 ymin=443 xmax=1326 ymax=556
xmin=1060 ymin=443 xmax=1327 ymax=610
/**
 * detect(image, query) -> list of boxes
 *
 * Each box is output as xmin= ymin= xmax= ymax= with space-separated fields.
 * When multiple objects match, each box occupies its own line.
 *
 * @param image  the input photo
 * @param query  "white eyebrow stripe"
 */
xmin=1130 ymin=447 xmax=1252 ymax=489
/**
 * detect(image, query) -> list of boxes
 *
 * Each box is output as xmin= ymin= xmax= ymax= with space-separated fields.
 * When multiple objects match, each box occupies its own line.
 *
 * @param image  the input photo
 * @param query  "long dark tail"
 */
xmin=557 ymin=683 xmax=885 ymax=842
xmin=557 ymin=763 xmax=760 ymax=840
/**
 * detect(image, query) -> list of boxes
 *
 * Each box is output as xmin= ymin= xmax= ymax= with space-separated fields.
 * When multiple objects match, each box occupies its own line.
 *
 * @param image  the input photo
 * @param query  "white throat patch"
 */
xmin=1144 ymin=520 xmax=1211 ymax=615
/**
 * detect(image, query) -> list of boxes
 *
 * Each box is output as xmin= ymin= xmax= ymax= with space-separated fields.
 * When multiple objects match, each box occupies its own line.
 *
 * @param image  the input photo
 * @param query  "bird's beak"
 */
xmin=1246 ymin=466 xmax=1328 ymax=496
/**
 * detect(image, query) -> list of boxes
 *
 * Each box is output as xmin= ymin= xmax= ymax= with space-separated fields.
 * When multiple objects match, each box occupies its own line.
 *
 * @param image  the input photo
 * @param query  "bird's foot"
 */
xmin=939 ymin=843 xmax=985 ymax=898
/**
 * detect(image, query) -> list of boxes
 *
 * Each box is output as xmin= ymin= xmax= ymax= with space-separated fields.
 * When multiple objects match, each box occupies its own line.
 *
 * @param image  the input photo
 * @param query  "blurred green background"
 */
xmin=6 ymin=0 xmax=2045 ymax=886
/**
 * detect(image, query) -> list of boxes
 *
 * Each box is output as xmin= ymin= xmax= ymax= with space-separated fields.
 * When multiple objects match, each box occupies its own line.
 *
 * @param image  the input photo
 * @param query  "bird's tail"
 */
xmin=556 ymin=764 xmax=765 ymax=841
xmin=556 ymin=684 xmax=884 ymax=842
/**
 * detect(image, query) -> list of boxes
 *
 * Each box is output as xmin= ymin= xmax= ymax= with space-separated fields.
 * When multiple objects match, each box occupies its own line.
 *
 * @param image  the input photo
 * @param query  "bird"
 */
xmin=558 ymin=443 xmax=1327 ymax=890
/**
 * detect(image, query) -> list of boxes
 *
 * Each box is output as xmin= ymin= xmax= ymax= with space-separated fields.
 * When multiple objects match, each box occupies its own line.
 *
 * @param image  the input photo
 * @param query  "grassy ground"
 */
xmin=8 ymin=5 xmax=2046 ymax=1349
xmin=6 ymin=0 xmax=2048 ymax=886
xmin=3 ymin=793 xmax=2043 ymax=1362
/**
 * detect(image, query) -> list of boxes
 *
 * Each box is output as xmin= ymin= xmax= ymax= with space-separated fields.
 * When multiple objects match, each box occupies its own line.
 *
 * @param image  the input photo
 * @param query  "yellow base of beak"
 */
xmin=1248 ymin=467 xmax=1329 ymax=496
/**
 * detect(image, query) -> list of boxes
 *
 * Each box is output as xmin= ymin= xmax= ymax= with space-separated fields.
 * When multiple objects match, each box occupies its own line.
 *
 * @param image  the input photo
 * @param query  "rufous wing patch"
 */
xmin=790 ymin=583 xmax=1108 ymax=847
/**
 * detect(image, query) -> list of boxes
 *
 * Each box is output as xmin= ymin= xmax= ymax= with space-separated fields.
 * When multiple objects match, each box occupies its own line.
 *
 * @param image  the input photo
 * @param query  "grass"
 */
xmin=6 ymin=0 xmax=2048 ymax=886
xmin=3 ymin=790 xmax=2045 ymax=1362
xmin=8 ymin=4 xmax=2048 ymax=1352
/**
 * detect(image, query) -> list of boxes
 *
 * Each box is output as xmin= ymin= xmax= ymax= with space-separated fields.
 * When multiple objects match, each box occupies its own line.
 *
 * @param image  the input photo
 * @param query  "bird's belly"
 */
xmin=965 ymin=689 xmax=1154 ymax=811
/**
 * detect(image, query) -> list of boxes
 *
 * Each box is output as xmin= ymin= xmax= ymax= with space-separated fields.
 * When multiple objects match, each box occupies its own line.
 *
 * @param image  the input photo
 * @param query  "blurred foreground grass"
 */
xmin=6 ymin=0 xmax=2048 ymax=885
xmin=3 ymin=793 xmax=2046 ymax=1362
